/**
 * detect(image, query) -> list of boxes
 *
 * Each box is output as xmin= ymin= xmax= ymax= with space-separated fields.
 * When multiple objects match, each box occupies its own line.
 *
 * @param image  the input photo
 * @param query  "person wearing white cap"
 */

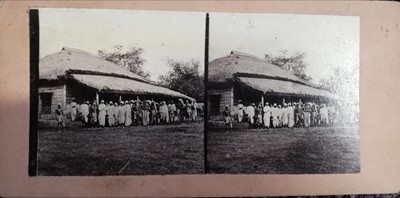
xmin=98 ymin=100 xmax=106 ymax=127
xmin=263 ymin=102 xmax=271 ymax=128
xmin=272 ymin=103 xmax=279 ymax=128
xmin=106 ymin=101 xmax=115 ymax=127
xmin=282 ymin=103 xmax=289 ymax=127
xmin=70 ymin=98 xmax=78 ymax=121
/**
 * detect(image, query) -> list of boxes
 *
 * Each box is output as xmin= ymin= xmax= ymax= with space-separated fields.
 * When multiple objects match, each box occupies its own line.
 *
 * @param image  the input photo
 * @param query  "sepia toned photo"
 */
xmin=2 ymin=1 xmax=398 ymax=197
xmin=206 ymin=13 xmax=360 ymax=174
xmin=30 ymin=8 xmax=361 ymax=177
xmin=32 ymin=8 xmax=205 ymax=175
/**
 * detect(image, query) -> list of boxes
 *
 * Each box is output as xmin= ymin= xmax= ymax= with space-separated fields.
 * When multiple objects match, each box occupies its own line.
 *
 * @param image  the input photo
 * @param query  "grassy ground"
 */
xmin=206 ymin=126 xmax=360 ymax=174
xmin=37 ymin=121 xmax=204 ymax=175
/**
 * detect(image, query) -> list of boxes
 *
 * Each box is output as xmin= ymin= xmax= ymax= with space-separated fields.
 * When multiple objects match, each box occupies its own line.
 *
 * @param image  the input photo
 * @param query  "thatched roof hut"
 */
xmin=209 ymin=51 xmax=336 ymax=98
xmin=208 ymin=51 xmax=338 ymax=117
xmin=40 ymin=47 xmax=192 ymax=99
xmin=38 ymin=47 xmax=192 ymax=119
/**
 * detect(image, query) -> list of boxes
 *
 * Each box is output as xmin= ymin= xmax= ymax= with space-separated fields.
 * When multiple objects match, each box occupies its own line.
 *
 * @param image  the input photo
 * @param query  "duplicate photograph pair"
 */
xmin=31 ymin=8 xmax=359 ymax=176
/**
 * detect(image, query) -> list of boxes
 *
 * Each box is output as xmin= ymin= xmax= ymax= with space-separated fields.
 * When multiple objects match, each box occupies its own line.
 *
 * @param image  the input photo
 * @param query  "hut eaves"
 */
xmin=70 ymin=74 xmax=193 ymax=100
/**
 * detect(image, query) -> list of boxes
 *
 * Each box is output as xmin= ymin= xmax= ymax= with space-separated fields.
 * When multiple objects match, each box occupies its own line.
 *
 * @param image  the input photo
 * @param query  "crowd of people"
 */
xmin=222 ymin=100 xmax=359 ymax=132
xmin=55 ymin=98 xmax=200 ymax=131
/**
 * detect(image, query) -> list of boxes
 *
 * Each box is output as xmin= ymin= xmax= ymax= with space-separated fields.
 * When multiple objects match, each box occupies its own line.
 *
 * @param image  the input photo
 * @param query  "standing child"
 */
xmin=223 ymin=105 xmax=233 ymax=133
xmin=55 ymin=104 xmax=65 ymax=132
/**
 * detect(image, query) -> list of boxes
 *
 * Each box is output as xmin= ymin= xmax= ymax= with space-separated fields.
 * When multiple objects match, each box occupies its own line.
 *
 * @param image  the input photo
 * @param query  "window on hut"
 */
xmin=209 ymin=94 xmax=221 ymax=116
xmin=40 ymin=93 xmax=52 ymax=114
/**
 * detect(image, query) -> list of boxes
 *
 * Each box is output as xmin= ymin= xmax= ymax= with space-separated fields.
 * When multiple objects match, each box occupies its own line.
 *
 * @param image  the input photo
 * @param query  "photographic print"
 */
xmin=32 ymin=8 xmax=205 ymax=175
xmin=206 ymin=13 xmax=360 ymax=174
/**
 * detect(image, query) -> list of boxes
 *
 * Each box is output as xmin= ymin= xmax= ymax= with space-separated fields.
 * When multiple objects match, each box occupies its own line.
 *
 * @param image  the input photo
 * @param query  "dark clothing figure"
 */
xmin=223 ymin=107 xmax=232 ymax=132
xmin=90 ymin=103 xmax=98 ymax=127
xmin=55 ymin=106 xmax=65 ymax=131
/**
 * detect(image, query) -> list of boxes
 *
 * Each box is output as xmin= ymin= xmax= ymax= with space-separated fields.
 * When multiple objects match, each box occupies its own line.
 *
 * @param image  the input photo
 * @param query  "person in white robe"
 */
xmin=70 ymin=98 xmax=78 ymax=121
xmin=124 ymin=101 xmax=132 ymax=126
xmin=282 ymin=103 xmax=289 ymax=127
xmin=246 ymin=103 xmax=255 ymax=127
xmin=237 ymin=100 xmax=245 ymax=123
xmin=118 ymin=101 xmax=126 ymax=126
xmin=272 ymin=103 xmax=279 ymax=128
xmin=263 ymin=102 xmax=271 ymax=128
xmin=159 ymin=101 xmax=169 ymax=124
xmin=288 ymin=103 xmax=295 ymax=128
xmin=98 ymin=100 xmax=106 ymax=127
xmin=80 ymin=101 xmax=89 ymax=126
xmin=106 ymin=101 xmax=115 ymax=127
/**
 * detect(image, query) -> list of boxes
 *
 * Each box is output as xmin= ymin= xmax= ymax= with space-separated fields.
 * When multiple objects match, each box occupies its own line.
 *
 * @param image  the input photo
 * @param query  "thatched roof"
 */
xmin=209 ymin=51 xmax=337 ymax=99
xmin=39 ymin=48 xmax=193 ymax=100
xmin=70 ymin=74 xmax=193 ymax=100
xmin=40 ymin=47 xmax=150 ymax=83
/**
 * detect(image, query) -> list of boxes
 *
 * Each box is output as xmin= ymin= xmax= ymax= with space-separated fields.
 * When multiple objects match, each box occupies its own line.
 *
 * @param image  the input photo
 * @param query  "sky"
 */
xmin=39 ymin=9 xmax=359 ymax=84
xmin=209 ymin=12 xmax=359 ymax=83
xmin=39 ymin=8 xmax=206 ymax=81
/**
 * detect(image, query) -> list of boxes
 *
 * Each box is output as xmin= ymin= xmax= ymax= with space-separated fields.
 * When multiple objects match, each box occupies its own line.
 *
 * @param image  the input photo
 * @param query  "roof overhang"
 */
xmin=235 ymin=76 xmax=339 ymax=100
xmin=68 ymin=74 xmax=194 ymax=100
